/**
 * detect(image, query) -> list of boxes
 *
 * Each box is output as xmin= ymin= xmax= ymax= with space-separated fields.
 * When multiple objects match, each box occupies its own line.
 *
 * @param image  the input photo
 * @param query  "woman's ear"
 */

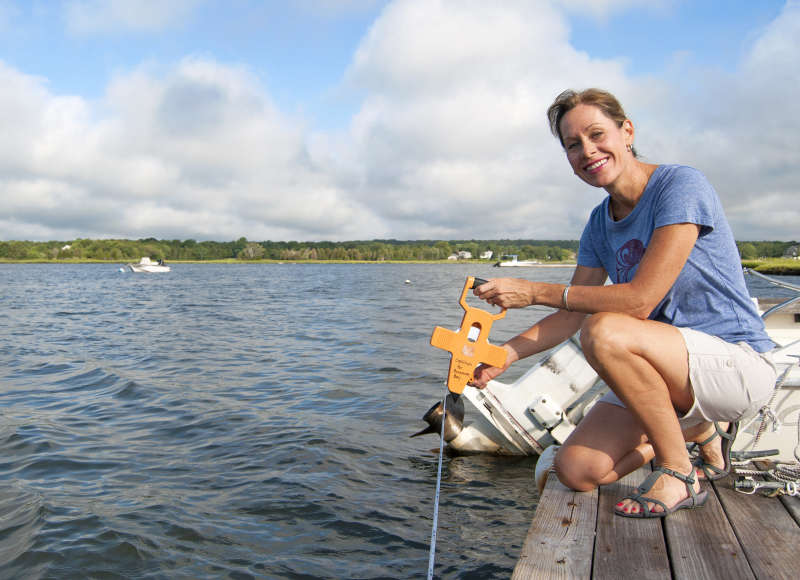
xmin=622 ymin=118 xmax=635 ymax=141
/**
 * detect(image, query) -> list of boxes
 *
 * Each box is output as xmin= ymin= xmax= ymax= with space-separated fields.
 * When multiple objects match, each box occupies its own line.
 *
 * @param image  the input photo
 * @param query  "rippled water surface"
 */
xmin=3 ymin=263 xmax=794 ymax=579
xmin=1 ymin=263 xmax=580 ymax=579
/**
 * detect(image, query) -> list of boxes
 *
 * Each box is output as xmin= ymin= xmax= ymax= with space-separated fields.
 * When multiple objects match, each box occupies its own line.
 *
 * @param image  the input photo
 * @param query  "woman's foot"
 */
xmin=686 ymin=421 xmax=738 ymax=481
xmin=684 ymin=422 xmax=726 ymax=480
xmin=615 ymin=465 xmax=706 ymax=517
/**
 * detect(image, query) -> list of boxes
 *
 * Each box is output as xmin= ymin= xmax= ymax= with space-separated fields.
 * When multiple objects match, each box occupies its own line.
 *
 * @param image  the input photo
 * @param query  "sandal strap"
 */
xmin=696 ymin=429 xmax=720 ymax=447
xmin=654 ymin=466 xmax=700 ymax=501
xmin=622 ymin=491 xmax=668 ymax=516
xmin=622 ymin=466 xmax=700 ymax=515
xmin=626 ymin=470 xmax=670 ymax=516
xmin=715 ymin=421 xmax=737 ymax=441
xmin=658 ymin=465 xmax=696 ymax=485
xmin=633 ymin=469 xmax=666 ymax=494
xmin=693 ymin=421 xmax=734 ymax=448
xmin=692 ymin=455 xmax=725 ymax=478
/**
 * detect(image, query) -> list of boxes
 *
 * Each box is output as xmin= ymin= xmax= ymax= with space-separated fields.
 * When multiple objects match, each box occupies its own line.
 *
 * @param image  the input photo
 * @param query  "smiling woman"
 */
xmin=547 ymin=88 xmax=638 ymax=159
xmin=547 ymin=89 xmax=656 ymax=222
xmin=471 ymin=87 xmax=778 ymax=519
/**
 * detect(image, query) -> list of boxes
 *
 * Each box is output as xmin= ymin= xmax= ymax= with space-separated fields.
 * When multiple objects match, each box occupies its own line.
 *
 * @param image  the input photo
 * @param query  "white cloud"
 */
xmin=627 ymin=1 xmax=800 ymax=240
xmin=64 ymin=0 xmax=202 ymax=35
xmin=337 ymin=0 xmax=632 ymax=239
xmin=0 ymin=56 xmax=375 ymax=241
xmin=332 ymin=0 xmax=799 ymax=241
xmin=558 ymin=0 xmax=675 ymax=20
xmin=1 ymin=0 xmax=798 ymax=243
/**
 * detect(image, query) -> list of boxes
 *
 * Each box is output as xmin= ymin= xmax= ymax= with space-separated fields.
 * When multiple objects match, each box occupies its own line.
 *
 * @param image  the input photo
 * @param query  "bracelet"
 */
xmin=562 ymin=284 xmax=571 ymax=311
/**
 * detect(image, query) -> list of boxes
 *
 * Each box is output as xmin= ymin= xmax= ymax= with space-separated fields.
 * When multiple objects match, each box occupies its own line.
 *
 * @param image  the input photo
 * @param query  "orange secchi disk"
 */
xmin=430 ymin=276 xmax=507 ymax=394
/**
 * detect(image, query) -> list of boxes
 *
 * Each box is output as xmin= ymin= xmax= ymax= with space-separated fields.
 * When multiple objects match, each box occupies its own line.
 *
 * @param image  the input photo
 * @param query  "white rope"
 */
xmin=427 ymin=386 xmax=448 ymax=580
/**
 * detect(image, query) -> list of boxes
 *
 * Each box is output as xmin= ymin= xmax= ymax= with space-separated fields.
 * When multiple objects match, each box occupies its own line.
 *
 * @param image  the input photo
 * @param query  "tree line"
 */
xmin=1 ymin=238 xmax=577 ymax=262
xmin=0 ymin=238 xmax=795 ymax=263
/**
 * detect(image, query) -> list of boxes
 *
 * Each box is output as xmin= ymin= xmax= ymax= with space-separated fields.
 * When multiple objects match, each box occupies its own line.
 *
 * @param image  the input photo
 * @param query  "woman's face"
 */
xmin=559 ymin=104 xmax=633 ymax=189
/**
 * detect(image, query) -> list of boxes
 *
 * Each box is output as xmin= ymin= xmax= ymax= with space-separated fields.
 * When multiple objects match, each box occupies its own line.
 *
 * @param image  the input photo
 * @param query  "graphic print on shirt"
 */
xmin=616 ymin=239 xmax=646 ymax=282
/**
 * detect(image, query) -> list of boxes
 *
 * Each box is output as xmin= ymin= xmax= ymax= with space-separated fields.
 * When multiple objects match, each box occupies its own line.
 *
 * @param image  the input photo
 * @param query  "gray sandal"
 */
xmin=615 ymin=466 xmax=708 ymax=518
xmin=691 ymin=421 xmax=739 ymax=481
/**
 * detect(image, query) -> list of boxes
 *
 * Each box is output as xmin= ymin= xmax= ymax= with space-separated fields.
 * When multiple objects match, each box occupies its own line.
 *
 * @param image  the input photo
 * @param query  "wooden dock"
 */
xmin=512 ymin=464 xmax=800 ymax=579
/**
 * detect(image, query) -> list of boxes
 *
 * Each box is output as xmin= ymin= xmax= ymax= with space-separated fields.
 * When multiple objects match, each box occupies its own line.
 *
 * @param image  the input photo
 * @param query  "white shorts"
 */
xmin=598 ymin=327 xmax=778 ymax=427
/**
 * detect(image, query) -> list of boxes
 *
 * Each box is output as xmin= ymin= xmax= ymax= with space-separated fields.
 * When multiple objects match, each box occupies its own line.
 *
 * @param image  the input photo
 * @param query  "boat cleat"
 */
xmin=529 ymin=395 xmax=575 ymax=444
xmin=529 ymin=395 xmax=563 ymax=428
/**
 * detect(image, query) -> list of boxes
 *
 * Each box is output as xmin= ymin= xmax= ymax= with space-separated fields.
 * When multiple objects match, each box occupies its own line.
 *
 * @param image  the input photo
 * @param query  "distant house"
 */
xmin=61 ymin=244 xmax=71 ymax=251
xmin=480 ymin=250 xmax=493 ymax=260
xmin=457 ymin=251 xmax=472 ymax=260
xmin=447 ymin=254 xmax=459 ymax=260
xmin=784 ymin=245 xmax=799 ymax=259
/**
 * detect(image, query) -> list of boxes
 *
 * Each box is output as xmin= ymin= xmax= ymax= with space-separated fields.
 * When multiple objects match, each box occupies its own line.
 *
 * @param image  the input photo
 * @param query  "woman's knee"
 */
xmin=579 ymin=312 xmax=632 ymax=363
xmin=553 ymin=444 xmax=610 ymax=492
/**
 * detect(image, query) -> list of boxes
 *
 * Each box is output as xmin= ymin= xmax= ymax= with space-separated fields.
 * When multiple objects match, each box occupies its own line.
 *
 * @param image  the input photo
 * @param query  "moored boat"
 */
xmin=493 ymin=254 xmax=541 ymax=267
xmin=126 ymin=257 xmax=170 ymax=273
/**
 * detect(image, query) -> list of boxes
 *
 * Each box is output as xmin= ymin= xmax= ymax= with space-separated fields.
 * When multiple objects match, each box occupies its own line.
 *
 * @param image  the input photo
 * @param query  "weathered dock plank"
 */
xmin=664 ymin=480 xmax=753 ymax=580
xmin=593 ymin=466 xmax=671 ymax=580
xmin=716 ymin=479 xmax=800 ymax=579
xmin=780 ymin=494 xmax=800 ymax=525
xmin=511 ymin=471 xmax=597 ymax=579
xmin=514 ymin=464 xmax=800 ymax=580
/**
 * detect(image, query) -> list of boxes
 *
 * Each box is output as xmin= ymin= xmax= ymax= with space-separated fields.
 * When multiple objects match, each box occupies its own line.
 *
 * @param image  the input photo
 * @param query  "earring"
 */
xmin=626 ymin=144 xmax=632 ymax=152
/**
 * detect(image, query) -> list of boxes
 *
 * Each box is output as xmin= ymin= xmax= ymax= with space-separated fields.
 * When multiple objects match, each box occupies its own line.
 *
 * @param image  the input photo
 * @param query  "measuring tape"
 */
xmin=426 ymin=276 xmax=508 ymax=578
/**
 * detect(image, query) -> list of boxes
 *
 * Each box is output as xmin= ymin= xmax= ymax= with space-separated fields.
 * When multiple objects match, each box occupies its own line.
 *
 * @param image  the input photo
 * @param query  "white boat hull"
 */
xmin=494 ymin=254 xmax=541 ymax=267
xmin=128 ymin=264 xmax=170 ymax=273
xmin=496 ymin=261 xmax=541 ymax=267
xmin=126 ymin=257 xmax=170 ymax=273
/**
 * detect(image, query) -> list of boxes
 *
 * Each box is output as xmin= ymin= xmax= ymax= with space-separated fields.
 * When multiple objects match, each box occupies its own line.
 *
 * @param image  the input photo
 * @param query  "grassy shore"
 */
xmin=742 ymin=258 xmax=800 ymax=275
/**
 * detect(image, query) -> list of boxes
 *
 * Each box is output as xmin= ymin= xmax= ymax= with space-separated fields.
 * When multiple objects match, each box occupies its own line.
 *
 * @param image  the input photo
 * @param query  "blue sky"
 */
xmin=1 ymin=0 xmax=797 ymax=242
xmin=2 ymin=1 xmax=386 ymax=127
xmin=570 ymin=2 xmax=785 ymax=73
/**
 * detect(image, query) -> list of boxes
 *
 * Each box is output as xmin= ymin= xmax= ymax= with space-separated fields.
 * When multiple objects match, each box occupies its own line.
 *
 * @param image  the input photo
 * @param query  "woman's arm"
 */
xmin=566 ymin=223 xmax=700 ymax=318
xmin=476 ymin=223 xmax=701 ymax=319
xmin=470 ymin=265 xmax=606 ymax=388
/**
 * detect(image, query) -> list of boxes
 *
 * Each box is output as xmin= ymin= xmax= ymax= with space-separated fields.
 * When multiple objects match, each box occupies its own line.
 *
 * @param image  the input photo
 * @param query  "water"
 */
xmin=0 ymin=263 xmax=575 ymax=579
xmin=3 ymin=264 xmax=796 ymax=579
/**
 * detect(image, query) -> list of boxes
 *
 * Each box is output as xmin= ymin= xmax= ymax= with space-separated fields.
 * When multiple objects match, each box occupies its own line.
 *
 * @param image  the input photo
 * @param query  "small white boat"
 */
xmin=414 ymin=270 xmax=800 ymax=466
xmin=494 ymin=254 xmax=541 ymax=267
xmin=126 ymin=257 xmax=170 ymax=273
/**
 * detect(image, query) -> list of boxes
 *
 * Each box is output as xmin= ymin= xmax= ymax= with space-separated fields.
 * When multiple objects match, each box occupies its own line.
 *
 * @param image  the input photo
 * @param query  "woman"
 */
xmin=471 ymin=88 xmax=776 ymax=518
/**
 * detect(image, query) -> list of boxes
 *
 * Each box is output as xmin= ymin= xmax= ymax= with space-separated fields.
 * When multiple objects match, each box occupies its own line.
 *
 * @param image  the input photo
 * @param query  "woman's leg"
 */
xmin=578 ymin=312 xmax=700 ymax=514
xmin=684 ymin=421 xmax=728 ymax=480
xmin=555 ymin=404 xmax=725 ymax=489
xmin=554 ymin=401 xmax=653 ymax=491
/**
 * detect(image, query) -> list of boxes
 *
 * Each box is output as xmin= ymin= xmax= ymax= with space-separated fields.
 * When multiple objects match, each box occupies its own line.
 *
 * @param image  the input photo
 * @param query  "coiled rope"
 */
xmin=740 ymin=358 xmax=799 ymax=460
xmin=731 ymin=359 xmax=800 ymax=496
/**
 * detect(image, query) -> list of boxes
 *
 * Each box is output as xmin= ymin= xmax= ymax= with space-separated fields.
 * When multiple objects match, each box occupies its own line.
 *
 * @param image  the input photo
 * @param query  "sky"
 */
xmin=0 ymin=0 xmax=797 ymax=243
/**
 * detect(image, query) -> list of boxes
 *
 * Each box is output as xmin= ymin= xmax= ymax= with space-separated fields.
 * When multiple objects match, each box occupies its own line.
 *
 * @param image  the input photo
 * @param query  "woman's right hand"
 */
xmin=471 ymin=341 xmax=518 ymax=388
xmin=470 ymin=362 xmax=508 ymax=389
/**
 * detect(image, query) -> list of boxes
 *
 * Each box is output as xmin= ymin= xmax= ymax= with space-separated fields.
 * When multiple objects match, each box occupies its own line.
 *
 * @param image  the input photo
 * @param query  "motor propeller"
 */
xmin=410 ymin=393 xmax=465 ymax=442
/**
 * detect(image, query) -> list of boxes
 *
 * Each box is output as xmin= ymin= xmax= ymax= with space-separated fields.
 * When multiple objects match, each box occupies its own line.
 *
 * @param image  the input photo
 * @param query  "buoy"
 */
xmin=405 ymin=279 xmax=412 ymax=284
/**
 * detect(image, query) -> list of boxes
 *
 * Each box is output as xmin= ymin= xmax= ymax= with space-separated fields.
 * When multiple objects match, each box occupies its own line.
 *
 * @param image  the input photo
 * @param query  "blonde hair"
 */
xmin=547 ymin=89 xmax=637 ymax=157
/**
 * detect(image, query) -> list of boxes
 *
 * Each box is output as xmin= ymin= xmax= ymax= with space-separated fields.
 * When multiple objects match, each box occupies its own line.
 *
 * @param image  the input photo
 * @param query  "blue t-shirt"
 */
xmin=577 ymin=164 xmax=774 ymax=352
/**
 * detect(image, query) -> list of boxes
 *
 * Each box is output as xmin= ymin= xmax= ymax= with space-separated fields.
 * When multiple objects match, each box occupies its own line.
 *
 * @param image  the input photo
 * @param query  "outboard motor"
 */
xmin=411 ymin=393 xmax=465 ymax=442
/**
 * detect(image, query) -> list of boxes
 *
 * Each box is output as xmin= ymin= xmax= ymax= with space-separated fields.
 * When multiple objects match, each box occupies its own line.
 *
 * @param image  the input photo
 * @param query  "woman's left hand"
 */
xmin=473 ymin=278 xmax=536 ymax=309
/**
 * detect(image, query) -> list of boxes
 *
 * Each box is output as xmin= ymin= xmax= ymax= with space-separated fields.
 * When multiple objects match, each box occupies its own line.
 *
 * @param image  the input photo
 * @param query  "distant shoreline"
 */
xmin=1 ymin=258 xmax=798 ymax=274
xmin=0 ymin=258 xmax=577 ymax=266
